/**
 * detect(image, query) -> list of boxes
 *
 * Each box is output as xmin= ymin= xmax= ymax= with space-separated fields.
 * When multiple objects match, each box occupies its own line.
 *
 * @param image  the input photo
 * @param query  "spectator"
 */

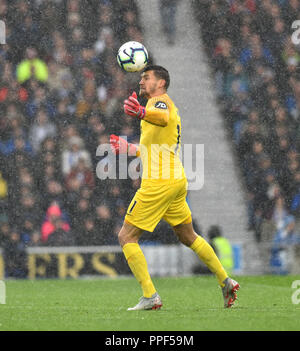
xmin=47 ymin=59 xmax=74 ymax=96
xmin=51 ymin=30 xmax=72 ymax=66
xmin=282 ymin=0 xmax=300 ymax=24
xmin=62 ymin=136 xmax=92 ymax=176
xmin=72 ymin=197 xmax=93 ymax=229
xmin=3 ymin=228 xmax=27 ymax=278
xmin=44 ymin=179 xmax=65 ymax=210
xmin=239 ymin=34 xmax=275 ymax=69
xmin=41 ymin=203 xmax=70 ymax=243
xmin=2 ymin=134 xmax=33 ymax=157
xmin=46 ymin=218 xmax=75 ymax=246
xmin=25 ymin=84 xmax=56 ymax=120
xmin=270 ymin=213 xmax=300 ymax=274
xmin=224 ymin=61 xmax=249 ymax=99
xmin=29 ymin=109 xmax=57 ymax=153
xmin=75 ymin=78 xmax=99 ymax=121
xmin=290 ymin=170 xmax=300 ymax=217
xmin=94 ymin=202 xmax=115 ymax=245
xmin=75 ymin=217 xmax=98 ymax=246
xmin=65 ymin=158 xmax=95 ymax=190
xmin=16 ymin=47 xmax=48 ymax=84
xmin=15 ymin=194 xmax=41 ymax=231
xmin=266 ymin=18 xmax=288 ymax=58
xmin=0 ymin=64 xmax=29 ymax=105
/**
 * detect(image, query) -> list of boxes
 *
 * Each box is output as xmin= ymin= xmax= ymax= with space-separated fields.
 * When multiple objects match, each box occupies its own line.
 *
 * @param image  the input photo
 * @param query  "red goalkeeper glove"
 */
xmin=124 ymin=91 xmax=146 ymax=119
xmin=110 ymin=134 xmax=138 ymax=156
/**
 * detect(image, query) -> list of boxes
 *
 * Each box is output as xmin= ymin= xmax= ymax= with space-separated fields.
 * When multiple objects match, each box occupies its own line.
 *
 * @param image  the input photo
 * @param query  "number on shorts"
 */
xmin=129 ymin=200 xmax=137 ymax=213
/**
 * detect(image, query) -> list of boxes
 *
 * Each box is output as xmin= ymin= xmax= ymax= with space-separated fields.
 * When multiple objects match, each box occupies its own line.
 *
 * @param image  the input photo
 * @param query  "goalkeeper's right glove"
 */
xmin=123 ymin=91 xmax=146 ymax=120
xmin=110 ymin=134 xmax=138 ymax=156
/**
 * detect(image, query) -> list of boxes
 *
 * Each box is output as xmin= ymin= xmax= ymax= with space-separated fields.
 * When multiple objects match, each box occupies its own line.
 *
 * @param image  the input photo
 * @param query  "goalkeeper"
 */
xmin=110 ymin=65 xmax=239 ymax=310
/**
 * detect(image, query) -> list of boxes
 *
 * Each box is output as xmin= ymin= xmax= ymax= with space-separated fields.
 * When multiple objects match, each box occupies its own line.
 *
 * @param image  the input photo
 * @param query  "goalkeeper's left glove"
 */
xmin=110 ymin=134 xmax=138 ymax=156
xmin=124 ymin=91 xmax=146 ymax=120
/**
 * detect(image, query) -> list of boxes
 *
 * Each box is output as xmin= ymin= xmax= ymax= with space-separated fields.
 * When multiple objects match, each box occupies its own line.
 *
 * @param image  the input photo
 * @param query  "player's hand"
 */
xmin=109 ymin=134 xmax=138 ymax=156
xmin=124 ymin=91 xmax=145 ymax=120
xmin=110 ymin=134 xmax=128 ymax=155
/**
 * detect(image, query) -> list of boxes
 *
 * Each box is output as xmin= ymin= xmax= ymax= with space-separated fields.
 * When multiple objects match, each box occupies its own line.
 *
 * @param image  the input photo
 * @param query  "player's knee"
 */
xmin=173 ymin=222 xmax=197 ymax=247
xmin=178 ymin=234 xmax=196 ymax=247
xmin=118 ymin=221 xmax=142 ymax=247
xmin=118 ymin=228 xmax=127 ymax=246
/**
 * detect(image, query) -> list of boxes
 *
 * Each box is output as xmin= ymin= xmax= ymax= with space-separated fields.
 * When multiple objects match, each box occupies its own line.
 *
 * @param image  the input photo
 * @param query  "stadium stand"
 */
xmin=0 ymin=0 xmax=177 ymax=277
xmin=2 ymin=0 xmax=300 ymax=278
xmin=193 ymin=0 xmax=300 ymax=271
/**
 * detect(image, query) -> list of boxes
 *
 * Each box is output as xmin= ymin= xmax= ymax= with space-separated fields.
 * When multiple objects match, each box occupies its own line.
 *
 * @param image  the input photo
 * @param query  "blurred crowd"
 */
xmin=5 ymin=0 xmax=300 ymax=277
xmin=193 ymin=0 xmax=300 ymax=268
xmin=0 ymin=0 xmax=177 ymax=278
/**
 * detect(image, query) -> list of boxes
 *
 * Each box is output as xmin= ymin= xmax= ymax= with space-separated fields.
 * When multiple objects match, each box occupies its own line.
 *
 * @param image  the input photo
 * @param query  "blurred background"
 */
xmin=0 ymin=0 xmax=300 ymax=279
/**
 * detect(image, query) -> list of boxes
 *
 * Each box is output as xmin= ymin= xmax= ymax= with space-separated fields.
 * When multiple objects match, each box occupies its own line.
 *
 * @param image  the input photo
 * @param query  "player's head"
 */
xmin=208 ymin=225 xmax=222 ymax=240
xmin=139 ymin=65 xmax=170 ymax=98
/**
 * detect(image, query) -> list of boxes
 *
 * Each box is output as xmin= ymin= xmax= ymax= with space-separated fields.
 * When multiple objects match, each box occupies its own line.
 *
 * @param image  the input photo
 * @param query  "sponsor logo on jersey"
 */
xmin=155 ymin=101 xmax=167 ymax=109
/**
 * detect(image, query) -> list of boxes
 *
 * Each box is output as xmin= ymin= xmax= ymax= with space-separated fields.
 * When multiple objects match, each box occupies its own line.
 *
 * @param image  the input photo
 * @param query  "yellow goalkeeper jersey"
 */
xmin=139 ymin=93 xmax=186 ymax=183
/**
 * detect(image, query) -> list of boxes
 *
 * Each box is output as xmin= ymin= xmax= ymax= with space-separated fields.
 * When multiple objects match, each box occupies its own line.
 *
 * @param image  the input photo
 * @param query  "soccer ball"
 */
xmin=117 ymin=41 xmax=149 ymax=72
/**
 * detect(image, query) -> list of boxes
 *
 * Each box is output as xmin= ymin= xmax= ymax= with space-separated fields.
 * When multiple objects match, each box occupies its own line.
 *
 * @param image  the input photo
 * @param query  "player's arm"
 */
xmin=110 ymin=134 xmax=140 ymax=157
xmin=143 ymin=101 xmax=169 ymax=127
xmin=124 ymin=92 xmax=169 ymax=127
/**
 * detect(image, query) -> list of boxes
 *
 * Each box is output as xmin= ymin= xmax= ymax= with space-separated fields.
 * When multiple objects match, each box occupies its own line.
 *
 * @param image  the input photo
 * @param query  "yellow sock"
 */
xmin=123 ymin=243 xmax=156 ymax=298
xmin=190 ymin=236 xmax=228 ymax=287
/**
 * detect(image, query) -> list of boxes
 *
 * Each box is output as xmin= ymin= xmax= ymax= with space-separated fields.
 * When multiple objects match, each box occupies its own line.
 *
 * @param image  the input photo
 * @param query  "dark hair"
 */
xmin=208 ymin=225 xmax=222 ymax=240
xmin=142 ymin=65 xmax=170 ymax=89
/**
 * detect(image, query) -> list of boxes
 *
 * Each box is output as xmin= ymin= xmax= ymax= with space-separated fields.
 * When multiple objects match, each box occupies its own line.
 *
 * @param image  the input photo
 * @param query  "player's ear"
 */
xmin=158 ymin=79 xmax=166 ymax=89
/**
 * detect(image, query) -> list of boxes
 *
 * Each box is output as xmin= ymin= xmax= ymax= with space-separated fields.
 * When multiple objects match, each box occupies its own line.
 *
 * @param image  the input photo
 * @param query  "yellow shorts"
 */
xmin=125 ymin=178 xmax=192 ymax=232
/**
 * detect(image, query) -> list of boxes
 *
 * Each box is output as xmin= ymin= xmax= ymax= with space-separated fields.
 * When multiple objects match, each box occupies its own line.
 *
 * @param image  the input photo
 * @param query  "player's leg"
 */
xmin=121 ymin=181 xmax=178 ymax=301
xmin=163 ymin=179 xmax=240 ymax=307
xmin=118 ymin=220 xmax=157 ymax=298
xmin=172 ymin=219 xmax=228 ymax=286
xmin=118 ymin=219 xmax=143 ymax=246
xmin=163 ymin=179 xmax=228 ymax=285
xmin=119 ymin=220 xmax=162 ymax=310
xmin=172 ymin=219 xmax=240 ymax=307
xmin=121 ymin=181 xmax=190 ymax=310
